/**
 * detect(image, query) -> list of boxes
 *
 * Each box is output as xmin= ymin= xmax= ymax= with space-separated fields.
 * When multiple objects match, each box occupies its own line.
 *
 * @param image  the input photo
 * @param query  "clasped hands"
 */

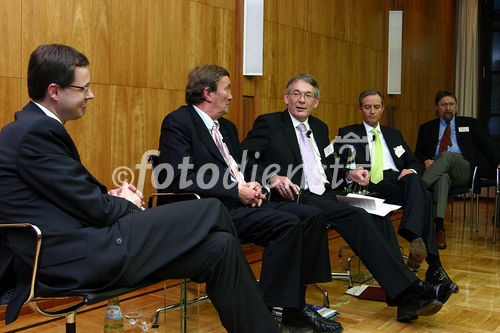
xmin=238 ymin=182 xmax=266 ymax=207
xmin=108 ymin=182 xmax=145 ymax=209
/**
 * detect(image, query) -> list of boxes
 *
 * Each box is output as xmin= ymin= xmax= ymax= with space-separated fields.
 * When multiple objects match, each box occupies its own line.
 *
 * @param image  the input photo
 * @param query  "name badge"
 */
xmin=393 ymin=145 xmax=405 ymax=158
xmin=458 ymin=126 xmax=470 ymax=132
xmin=324 ymin=143 xmax=334 ymax=157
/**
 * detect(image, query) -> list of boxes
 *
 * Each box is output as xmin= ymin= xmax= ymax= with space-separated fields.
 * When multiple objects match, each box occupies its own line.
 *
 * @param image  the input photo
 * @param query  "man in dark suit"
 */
xmin=0 ymin=44 xmax=283 ymax=333
xmin=337 ymin=90 xmax=457 ymax=292
xmin=158 ymin=65 xmax=341 ymax=332
xmin=415 ymin=90 xmax=500 ymax=249
xmin=241 ymin=74 xmax=455 ymax=323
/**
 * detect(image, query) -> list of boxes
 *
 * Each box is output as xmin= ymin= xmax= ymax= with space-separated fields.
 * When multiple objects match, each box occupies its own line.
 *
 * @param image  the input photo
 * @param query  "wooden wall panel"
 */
xmin=251 ymin=0 xmax=455 ymax=149
xmin=0 ymin=0 xmax=455 ymax=200
xmin=0 ymin=0 xmax=21 ymax=77
xmin=0 ymin=78 xmax=23 ymax=128
xmin=21 ymin=0 xmax=111 ymax=83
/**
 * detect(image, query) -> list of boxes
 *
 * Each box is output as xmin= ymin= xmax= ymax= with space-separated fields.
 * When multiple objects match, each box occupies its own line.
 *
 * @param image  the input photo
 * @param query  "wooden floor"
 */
xmin=2 ymin=198 xmax=499 ymax=333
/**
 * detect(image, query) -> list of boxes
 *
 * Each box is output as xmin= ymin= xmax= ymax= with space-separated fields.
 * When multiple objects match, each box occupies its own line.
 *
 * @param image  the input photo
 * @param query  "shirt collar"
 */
xmin=288 ymin=110 xmax=310 ymax=131
xmin=32 ymin=101 xmax=63 ymax=125
xmin=193 ymin=105 xmax=216 ymax=131
xmin=440 ymin=116 xmax=456 ymax=127
xmin=362 ymin=121 xmax=381 ymax=134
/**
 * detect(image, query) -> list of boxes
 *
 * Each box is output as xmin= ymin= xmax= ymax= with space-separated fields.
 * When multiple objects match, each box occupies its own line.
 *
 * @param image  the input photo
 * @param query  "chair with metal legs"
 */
xmin=0 ymin=223 xmax=180 ymax=333
xmin=493 ymin=168 xmax=499 ymax=244
xmin=448 ymin=166 xmax=479 ymax=240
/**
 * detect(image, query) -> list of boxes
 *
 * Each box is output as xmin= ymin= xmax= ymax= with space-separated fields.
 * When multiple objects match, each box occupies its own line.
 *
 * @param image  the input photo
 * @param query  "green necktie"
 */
xmin=370 ymin=129 xmax=383 ymax=184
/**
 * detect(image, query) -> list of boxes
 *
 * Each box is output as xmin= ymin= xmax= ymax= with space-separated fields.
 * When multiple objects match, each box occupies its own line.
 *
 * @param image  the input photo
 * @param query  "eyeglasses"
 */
xmin=290 ymin=91 xmax=316 ymax=101
xmin=68 ymin=84 xmax=91 ymax=94
xmin=438 ymin=102 xmax=456 ymax=108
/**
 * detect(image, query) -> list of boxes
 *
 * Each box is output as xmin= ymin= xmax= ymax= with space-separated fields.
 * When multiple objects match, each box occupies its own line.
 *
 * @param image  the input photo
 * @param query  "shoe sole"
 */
xmin=408 ymin=239 xmax=428 ymax=270
xmin=417 ymin=299 xmax=443 ymax=316
xmin=281 ymin=318 xmax=343 ymax=333
xmin=407 ymin=253 xmax=424 ymax=271
xmin=397 ymin=300 xmax=442 ymax=322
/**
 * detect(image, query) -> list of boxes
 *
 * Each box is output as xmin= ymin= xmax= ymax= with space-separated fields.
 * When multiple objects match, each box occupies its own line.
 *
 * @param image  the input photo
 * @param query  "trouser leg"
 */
xmin=300 ymin=192 xmax=417 ymax=302
xmin=155 ymin=232 xmax=279 ymax=333
xmin=432 ymin=173 xmax=452 ymax=219
xmin=229 ymin=205 xmax=304 ymax=308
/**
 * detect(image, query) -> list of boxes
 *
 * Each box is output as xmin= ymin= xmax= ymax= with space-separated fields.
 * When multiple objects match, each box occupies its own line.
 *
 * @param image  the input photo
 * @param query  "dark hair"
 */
xmin=435 ymin=90 xmax=457 ymax=105
xmin=358 ymin=90 xmax=384 ymax=106
xmin=27 ymin=44 xmax=89 ymax=100
xmin=185 ymin=65 xmax=230 ymax=105
xmin=286 ymin=73 xmax=320 ymax=98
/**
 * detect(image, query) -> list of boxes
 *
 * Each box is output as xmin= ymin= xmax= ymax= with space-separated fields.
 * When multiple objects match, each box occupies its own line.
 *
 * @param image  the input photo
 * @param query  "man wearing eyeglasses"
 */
xmin=242 ymin=77 xmax=456 ymax=323
xmin=0 ymin=45 xmax=288 ymax=333
xmin=415 ymin=90 xmax=500 ymax=249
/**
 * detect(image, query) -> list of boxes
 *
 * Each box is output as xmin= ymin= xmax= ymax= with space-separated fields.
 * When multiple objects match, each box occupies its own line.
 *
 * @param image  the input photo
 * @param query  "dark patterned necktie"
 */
xmin=438 ymin=121 xmax=452 ymax=154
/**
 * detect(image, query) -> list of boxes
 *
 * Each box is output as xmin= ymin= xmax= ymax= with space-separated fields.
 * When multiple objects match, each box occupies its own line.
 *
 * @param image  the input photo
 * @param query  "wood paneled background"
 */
xmin=0 ymin=0 xmax=455 ymax=197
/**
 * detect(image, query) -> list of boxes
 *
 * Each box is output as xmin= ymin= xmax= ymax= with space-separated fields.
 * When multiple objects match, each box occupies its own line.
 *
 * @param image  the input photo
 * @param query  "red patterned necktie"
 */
xmin=211 ymin=122 xmax=245 ymax=184
xmin=438 ymin=121 xmax=452 ymax=154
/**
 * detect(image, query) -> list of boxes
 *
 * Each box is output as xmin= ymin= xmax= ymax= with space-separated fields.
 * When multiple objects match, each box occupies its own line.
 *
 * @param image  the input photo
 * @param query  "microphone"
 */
xmin=371 ymin=133 xmax=376 ymax=142
xmin=306 ymin=130 xmax=312 ymax=138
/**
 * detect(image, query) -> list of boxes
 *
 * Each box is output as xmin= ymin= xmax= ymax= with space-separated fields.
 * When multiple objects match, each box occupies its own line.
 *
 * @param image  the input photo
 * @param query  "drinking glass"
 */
xmin=124 ymin=305 xmax=143 ymax=332
xmin=137 ymin=314 xmax=154 ymax=332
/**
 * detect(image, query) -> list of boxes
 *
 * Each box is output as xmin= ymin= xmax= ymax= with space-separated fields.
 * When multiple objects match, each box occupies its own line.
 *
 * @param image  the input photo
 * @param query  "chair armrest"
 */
xmin=147 ymin=192 xmax=201 ymax=208
xmin=0 ymin=223 xmax=42 ymax=305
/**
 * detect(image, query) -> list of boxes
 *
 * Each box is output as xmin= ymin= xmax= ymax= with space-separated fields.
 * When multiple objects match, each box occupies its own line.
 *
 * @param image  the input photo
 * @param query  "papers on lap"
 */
xmin=336 ymin=193 xmax=401 ymax=217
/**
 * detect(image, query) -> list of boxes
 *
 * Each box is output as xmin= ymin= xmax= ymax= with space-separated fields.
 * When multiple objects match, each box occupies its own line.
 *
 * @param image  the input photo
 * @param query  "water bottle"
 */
xmin=104 ymin=297 xmax=124 ymax=332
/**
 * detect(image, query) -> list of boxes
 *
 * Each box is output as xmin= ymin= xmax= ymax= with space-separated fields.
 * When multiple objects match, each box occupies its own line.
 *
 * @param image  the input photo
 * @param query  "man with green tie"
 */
xmin=337 ymin=90 xmax=457 ymax=292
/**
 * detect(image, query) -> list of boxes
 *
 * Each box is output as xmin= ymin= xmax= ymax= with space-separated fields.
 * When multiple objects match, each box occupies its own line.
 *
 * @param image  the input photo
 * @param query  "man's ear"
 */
xmin=203 ymin=87 xmax=212 ymax=102
xmin=47 ymin=83 xmax=60 ymax=101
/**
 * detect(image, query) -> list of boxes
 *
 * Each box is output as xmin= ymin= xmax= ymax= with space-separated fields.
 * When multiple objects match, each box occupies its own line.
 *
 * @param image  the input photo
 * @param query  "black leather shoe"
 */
xmin=282 ymin=305 xmax=343 ymax=333
xmin=397 ymin=296 xmax=442 ymax=322
xmin=425 ymin=265 xmax=459 ymax=293
xmin=416 ymin=280 xmax=456 ymax=304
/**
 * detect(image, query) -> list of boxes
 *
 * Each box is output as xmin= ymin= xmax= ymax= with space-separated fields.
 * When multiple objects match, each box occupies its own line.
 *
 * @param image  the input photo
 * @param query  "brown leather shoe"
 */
xmin=407 ymin=238 xmax=427 ymax=271
xmin=436 ymin=230 xmax=447 ymax=249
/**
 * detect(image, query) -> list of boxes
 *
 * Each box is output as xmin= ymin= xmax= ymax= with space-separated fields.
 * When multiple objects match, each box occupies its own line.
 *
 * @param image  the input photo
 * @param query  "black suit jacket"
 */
xmin=336 ymin=123 xmax=424 ymax=174
xmin=158 ymin=105 xmax=244 ymax=207
xmin=0 ymin=102 xmax=138 ymax=323
xmin=415 ymin=116 xmax=499 ymax=178
xmin=241 ymin=110 xmax=348 ymax=189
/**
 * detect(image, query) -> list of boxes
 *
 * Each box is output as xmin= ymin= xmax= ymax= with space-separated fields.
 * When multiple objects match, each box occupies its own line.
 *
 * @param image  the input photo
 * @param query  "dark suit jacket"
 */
xmin=158 ymin=105 xmax=244 ymax=207
xmin=415 ymin=116 xmax=499 ymax=179
xmin=336 ymin=123 xmax=424 ymax=174
xmin=0 ymin=102 xmax=138 ymax=323
xmin=240 ymin=109 xmax=348 ymax=189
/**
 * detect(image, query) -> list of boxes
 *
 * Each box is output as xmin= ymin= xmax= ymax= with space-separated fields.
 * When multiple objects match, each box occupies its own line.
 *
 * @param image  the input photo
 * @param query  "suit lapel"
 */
xmin=219 ymin=122 xmax=241 ymax=164
xmin=309 ymin=119 xmax=328 ymax=164
xmin=351 ymin=124 xmax=369 ymax=164
xmin=380 ymin=126 xmax=400 ymax=163
xmin=280 ymin=111 xmax=303 ymax=165
xmin=187 ymin=107 xmax=227 ymax=164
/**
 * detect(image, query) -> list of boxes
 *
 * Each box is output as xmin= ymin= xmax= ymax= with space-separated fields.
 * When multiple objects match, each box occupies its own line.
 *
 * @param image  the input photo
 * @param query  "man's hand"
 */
xmin=347 ymin=168 xmax=370 ymax=186
xmin=397 ymin=169 xmax=415 ymax=181
xmin=238 ymin=182 xmax=266 ymax=207
xmin=269 ymin=174 xmax=299 ymax=201
xmin=108 ymin=182 xmax=144 ymax=208
xmin=424 ymin=159 xmax=434 ymax=169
